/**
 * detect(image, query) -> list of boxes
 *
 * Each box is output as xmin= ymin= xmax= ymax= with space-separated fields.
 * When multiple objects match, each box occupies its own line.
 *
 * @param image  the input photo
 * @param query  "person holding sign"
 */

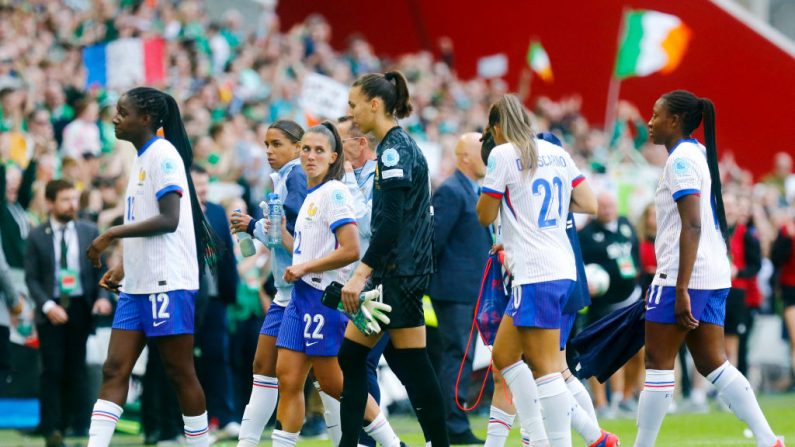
xmin=24 ymin=179 xmax=112 ymax=447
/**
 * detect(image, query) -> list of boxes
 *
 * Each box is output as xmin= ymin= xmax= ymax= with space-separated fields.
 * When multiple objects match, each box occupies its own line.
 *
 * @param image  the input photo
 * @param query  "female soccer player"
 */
xmin=339 ymin=71 xmax=449 ymax=447
xmin=476 ymin=94 xmax=598 ymax=447
xmin=481 ymin=131 xmax=611 ymax=447
xmin=85 ymin=87 xmax=217 ymax=447
xmin=270 ymin=122 xmax=401 ymax=447
xmin=636 ymin=90 xmax=782 ymax=447
xmin=229 ymin=120 xmax=307 ymax=447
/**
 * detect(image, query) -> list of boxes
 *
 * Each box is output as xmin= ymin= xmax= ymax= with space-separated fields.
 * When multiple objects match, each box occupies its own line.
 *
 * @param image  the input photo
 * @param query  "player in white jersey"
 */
xmin=635 ymin=90 xmax=783 ymax=447
xmin=85 ymin=87 xmax=217 ymax=447
xmin=229 ymin=120 xmax=308 ymax=447
xmin=477 ymin=95 xmax=599 ymax=447
xmin=266 ymin=122 xmax=403 ymax=447
xmin=479 ymin=130 xmax=619 ymax=447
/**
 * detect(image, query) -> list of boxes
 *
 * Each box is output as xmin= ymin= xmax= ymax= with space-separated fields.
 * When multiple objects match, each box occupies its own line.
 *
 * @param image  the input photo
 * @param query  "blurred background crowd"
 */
xmin=0 ymin=0 xmax=794 ymax=445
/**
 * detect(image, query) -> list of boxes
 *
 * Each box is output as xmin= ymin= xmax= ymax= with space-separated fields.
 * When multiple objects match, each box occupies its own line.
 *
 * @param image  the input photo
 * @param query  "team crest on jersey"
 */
xmin=332 ymin=189 xmax=345 ymax=205
xmin=138 ymin=168 xmax=146 ymax=186
xmin=673 ymin=158 xmax=690 ymax=177
xmin=621 ymin=224 xmax=632 ymax=238
xmin=307 ymin=202 xmax=318 ymax=217
xmin=381 ymin=148 xmax=400 ymax=167
xmin=161 ymin=158 xmax=177 ymax=174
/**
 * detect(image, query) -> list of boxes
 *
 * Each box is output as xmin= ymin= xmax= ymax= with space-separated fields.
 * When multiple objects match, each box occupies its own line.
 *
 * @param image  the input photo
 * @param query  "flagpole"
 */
xmin=604 ymin=76 xmax=621 ymax=136
xmin=605 ymin=6 xmax=630 ymax=137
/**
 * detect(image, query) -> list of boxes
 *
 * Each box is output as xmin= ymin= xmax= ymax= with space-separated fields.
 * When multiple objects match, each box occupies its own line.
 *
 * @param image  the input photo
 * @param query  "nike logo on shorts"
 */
xmin=305 ymin=341 xmax=319 ymax=347
xmin=153 ymin=320 xmax=167 ymax=327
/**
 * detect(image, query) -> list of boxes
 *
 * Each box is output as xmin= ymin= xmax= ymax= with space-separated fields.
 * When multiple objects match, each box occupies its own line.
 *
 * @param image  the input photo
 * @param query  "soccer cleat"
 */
xmin=772 ymin=440 xmax=785 ymax=447
xmin=588 ymin=430 xmax=620 ymax=447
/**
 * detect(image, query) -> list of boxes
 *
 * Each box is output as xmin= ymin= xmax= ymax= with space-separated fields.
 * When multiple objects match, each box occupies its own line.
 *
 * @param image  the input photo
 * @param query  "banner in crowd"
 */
xmin=614 ymin=10 xmax=691 ymax=79
xmin=298 ymin=72 xmax=349 ymax=121
xmin=83 ymin=37 xmax=166 ymax=89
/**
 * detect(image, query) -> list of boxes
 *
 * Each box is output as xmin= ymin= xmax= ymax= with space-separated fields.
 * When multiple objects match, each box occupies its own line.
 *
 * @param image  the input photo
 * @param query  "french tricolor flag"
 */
xmin=83 ymin=37 xmax=166 ymax=89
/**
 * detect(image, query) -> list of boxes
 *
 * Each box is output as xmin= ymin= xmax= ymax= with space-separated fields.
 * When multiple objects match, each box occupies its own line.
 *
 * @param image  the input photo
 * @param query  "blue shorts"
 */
xmin=260 ymin=302 xmax=286 ymax=337
xmin=645 ymin=285 xmax=728 ymax=326
xmin=113 ymin=290 xmax=197 ymax=337
xmin=276 ymin=280 xmax=348 ymax=357
xmin=506 ymin=280 xmax=575 ymax=329
xmin=560 ymin=311 xmax=577 ymax=350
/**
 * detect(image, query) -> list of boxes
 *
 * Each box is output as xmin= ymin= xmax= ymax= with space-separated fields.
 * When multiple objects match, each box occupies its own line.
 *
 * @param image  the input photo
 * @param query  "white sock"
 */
xmin=485 ymin=406 xmax=515 ymax=447
xmin=634 ymin=369 xmax=675 ymax=447
xmin=707 ymin=361 xmax=778 ymax=447
xmin=566 ymin=375 xmax=597 ymax=422
xmin=87 ymin=399 xmax=123 ymax=447
xmin=183 ymin=412 xmax=210 ymax=446
xmin=501 ymin=361 xmax=547 ymax=445
xmin=364 ymin=411 xmax=401 ymax=447
xmin=536 ymin=373 xmax=571 ymax=447
xmin=315 ymin=382 xmax=343 ymax=446
xmin=272 ymin=429 xmax=299 ymax=447
xmin=567 ymin=388 xmax=602 ymax=445
xmin=238 ymin=375 xmax=279 ymax=447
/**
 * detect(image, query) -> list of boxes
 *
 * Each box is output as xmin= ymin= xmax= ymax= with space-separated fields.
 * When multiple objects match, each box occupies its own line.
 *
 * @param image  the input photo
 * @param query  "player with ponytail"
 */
xmin=86 ymin=87 xmax=214 ymax=447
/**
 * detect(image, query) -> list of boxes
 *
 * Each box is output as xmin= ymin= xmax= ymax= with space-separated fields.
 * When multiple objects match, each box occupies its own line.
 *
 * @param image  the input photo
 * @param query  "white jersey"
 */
xmin=122 ymin=137 xmax=199 ymax=294
xmin=482 ymin=139 xmax=585 ymax=285
xmin=652 ymin=139 xmax=731 ymax=290
xmin=292 ymin=180 xmax=357 ymax=291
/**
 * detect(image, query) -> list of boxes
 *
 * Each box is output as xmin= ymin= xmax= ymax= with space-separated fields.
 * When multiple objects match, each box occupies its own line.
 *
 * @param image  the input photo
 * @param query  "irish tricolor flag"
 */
xmin=614 ymin=10 xmax=691 ymax=79
xmin=527 ymin=40 xmax=553 ymax=83
xmin=83 ymin=37 xmax=166 ymax=89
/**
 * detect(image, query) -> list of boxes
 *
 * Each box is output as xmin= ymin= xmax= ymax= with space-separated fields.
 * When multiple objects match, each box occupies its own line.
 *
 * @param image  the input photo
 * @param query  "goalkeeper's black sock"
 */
xmin=388 ymin=347 xmax=450 ymax=447
xmin=338 ymin=338 xmax=371 ymax=447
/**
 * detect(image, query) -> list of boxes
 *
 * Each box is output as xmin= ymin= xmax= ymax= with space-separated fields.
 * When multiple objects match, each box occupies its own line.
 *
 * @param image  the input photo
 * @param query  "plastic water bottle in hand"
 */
xmin=234 ymin=208 xmax=256 ymax=257
xmin=266 ymin=193 xmax=283 ymax=248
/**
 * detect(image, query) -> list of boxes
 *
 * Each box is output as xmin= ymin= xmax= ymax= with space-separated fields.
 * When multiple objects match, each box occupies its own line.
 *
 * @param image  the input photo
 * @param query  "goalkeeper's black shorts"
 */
xmin=368 ymin=274 xmax=430 ymax=329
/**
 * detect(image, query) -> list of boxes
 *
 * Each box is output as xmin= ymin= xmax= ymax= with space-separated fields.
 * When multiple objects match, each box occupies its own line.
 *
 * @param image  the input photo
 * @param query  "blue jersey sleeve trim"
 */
xmin=330 ymin=218 xmax=356 ymax=232
xmin=672 ymin=188 xmax=700 ymax=201
xmin=482 ymin=186 xmax=504 ymax=198
xmin=155 ymin=184 xmax=183 ymax=200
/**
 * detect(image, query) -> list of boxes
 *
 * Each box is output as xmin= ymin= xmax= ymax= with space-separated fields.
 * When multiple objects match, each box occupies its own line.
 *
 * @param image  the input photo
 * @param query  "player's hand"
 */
xmin=92 ymin=298 xmax=113 ymax=315
xmin=230 ymin=211 xmax=253 ymax=234
xmin=46 ymin=305 xmax=69 ymax=325
xmin=283 ymin=264 xmax=307 ymax=283
xmin=99 ymin=264 xmax=124 ymax=293
xmin=87 ymin=230 xmax=114 ymax=268
xmin=490 ymin=243 xmax=504 ymax=254
xmin=675 ymin=288 xmax=698 ymax=330
xmin=342 ymin=275 xmax=366 ymax=315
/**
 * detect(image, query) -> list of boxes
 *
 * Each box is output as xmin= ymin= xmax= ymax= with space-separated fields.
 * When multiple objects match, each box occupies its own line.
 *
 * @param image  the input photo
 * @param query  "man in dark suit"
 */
xmin=190 ymin=165 xmax=240 ymax=438
xmin=428 ymin=132 xmax=493 ymax=444
xmin=25 ymin=179 xmax=111 ymax=447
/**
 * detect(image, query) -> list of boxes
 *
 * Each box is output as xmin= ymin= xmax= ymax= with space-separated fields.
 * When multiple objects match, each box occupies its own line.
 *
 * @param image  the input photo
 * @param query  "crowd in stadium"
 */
xmin=0 ymin=1 xmax=794 ymax=446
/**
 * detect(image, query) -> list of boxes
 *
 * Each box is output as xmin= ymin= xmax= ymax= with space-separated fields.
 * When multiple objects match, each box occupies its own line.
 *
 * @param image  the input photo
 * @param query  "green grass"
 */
xmin=1 ymin=394 xmax=792 ymax=446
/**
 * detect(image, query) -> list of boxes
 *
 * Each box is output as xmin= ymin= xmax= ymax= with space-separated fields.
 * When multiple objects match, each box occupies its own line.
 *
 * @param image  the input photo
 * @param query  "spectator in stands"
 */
xmin=762 ymin=152 xmax=794 ymax=204
xmin=772 ymin=209 xmax=795 ymax=387
xmin=0 ymin=227 xmax=23 ymax=394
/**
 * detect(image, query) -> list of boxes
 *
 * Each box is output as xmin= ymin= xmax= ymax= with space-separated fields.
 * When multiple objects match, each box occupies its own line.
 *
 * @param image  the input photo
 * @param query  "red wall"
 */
xmin=278 ymin=0 xmax=795 ymax=177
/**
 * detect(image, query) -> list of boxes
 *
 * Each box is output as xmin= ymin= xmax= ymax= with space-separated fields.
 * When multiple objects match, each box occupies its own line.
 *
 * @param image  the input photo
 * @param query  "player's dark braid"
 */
xmin=125 ymin=86 xmax=221 ymax=275
xmin=663 ymin=90 xmax=728 ymax=245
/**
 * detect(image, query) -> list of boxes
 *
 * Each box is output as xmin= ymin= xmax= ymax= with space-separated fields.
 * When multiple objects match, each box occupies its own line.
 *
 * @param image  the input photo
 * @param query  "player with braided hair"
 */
xmin=86 ymin=87 xmax=216 ymax=447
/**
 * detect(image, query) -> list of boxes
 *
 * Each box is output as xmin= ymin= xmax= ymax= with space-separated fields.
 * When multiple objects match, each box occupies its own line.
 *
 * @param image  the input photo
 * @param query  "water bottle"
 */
xmin=266 ymin=193 xmax=283 ymax=247
xmin=234 ymin=208 xmax=256 ymax=257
